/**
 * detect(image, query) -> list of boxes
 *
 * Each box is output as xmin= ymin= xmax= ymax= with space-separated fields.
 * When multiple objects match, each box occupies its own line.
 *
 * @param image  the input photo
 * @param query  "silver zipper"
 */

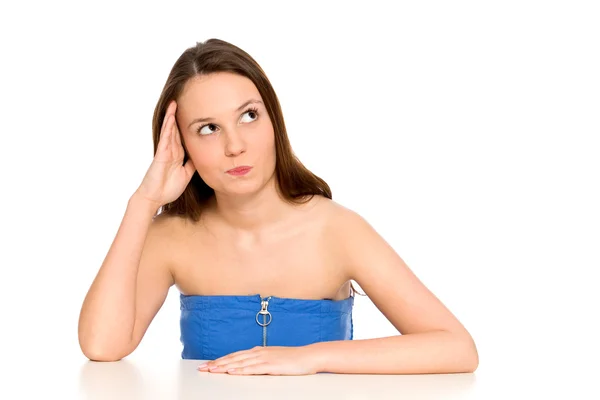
xmin=255 ymin=296 xmax=272 ymax=346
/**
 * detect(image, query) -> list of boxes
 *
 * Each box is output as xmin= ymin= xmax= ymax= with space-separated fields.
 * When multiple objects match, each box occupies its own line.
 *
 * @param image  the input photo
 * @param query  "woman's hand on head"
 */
xmin=135 ymin=100 xmax=196 ymax=208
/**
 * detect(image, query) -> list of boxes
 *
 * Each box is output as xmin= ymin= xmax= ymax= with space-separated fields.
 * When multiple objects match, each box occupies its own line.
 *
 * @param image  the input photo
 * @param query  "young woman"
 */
xmin=78 ymin=38 xmax=478 ymax=376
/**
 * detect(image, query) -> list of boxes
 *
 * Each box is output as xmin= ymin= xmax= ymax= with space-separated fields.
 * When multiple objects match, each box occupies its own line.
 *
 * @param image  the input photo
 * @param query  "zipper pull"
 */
xmin=255 ymin=297 xmax=272 ymax=326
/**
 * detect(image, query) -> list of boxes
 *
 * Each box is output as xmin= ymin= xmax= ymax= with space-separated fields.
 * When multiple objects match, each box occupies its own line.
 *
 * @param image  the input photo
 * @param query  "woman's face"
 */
xmin=175 ymin=72 xmax=276 ymax=195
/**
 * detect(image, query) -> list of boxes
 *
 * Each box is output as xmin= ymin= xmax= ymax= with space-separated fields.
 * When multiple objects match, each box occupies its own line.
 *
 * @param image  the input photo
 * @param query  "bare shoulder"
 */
xmin=319 ymin=197 xmax=366 ymax=231
xmin=319 ymin=198 xmax=378 ymax=266
xmin=144 ymin=212 xmax=191 ymax=270
xmin=317 ymin=197 xmax=368 ymax=255
xmin=148 ymin=212 xmax=186 ymax=239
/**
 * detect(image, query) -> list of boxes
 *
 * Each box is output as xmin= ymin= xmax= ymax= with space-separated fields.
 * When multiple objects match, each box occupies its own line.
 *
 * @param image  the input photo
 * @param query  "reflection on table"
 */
xmin=78 ymin=358 xmax=477 ymax=400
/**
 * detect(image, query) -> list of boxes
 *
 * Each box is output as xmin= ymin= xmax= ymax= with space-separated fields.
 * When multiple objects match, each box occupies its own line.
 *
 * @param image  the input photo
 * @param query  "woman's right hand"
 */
xmin=135 ymin=100 xmax=196 ymax=208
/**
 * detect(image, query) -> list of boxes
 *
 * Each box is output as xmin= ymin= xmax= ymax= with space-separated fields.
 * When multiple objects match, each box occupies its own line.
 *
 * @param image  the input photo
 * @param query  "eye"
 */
xmin=196 ymin=107 xmax=260 ymax=136
xmin=240 ymin=107 xmax=259 ymax=123
xmin=196 ymin=122 xmax=217 ymax=136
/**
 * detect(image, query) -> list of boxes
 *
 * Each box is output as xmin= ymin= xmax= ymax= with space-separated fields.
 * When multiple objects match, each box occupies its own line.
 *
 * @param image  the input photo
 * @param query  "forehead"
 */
xmin=178 ymin=72 xmax=260 ymax=112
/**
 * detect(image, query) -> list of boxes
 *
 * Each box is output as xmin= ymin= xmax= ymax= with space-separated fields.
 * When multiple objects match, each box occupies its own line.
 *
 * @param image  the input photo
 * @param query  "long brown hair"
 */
xmin=151 ymin=38 xmax=363 ymax=298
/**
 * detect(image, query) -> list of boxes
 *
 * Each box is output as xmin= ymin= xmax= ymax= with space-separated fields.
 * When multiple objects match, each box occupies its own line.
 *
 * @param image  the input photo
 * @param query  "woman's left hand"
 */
xmin=197 ymin=345 xmax=321 ymax=376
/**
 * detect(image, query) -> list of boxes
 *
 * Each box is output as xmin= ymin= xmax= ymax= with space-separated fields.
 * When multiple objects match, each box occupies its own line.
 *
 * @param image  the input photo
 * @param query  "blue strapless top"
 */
xmin=179 ymin=293 xmax=354 ymax=360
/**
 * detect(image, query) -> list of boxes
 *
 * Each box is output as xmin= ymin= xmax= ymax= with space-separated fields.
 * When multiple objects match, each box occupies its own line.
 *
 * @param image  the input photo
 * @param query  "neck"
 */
xmin=207 ymin=175 xmax=290 ymax=239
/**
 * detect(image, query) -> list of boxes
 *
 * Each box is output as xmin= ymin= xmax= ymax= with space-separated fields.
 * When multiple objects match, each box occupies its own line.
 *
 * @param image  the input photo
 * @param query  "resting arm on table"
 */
xmin=308 ymin=209 xmax=479 ymax=375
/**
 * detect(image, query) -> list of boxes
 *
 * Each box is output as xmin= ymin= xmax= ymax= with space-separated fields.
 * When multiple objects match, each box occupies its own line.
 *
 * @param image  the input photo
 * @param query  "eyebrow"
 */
xmin=187 ymin=99 xmax=263 ymax=128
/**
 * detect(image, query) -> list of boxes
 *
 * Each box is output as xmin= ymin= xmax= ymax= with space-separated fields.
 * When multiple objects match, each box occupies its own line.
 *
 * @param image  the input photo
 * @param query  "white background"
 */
xmin=1 ymin=0 xmax=598 ymax=398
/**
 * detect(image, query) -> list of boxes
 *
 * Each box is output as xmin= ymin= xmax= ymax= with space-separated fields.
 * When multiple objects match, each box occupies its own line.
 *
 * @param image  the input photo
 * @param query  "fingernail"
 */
xmin=198 ymin=363 xmax=208 ymax=368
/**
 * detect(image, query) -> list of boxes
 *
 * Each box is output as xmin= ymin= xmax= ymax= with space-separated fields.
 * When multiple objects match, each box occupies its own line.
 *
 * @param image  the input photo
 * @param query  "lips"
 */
xmin=227 ymin=166 xmax=252 ymax=174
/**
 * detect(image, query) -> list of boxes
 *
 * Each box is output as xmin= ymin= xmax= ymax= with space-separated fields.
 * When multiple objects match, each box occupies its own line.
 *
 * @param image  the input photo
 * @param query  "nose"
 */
xmin=223 ymin=128 xmax=247 ymax=157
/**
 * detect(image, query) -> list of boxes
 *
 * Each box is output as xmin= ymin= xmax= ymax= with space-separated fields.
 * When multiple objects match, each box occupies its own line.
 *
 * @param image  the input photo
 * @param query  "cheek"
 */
xmin=188 ymin=145 xmax=218 ymax=170
xmin=259 ymin=128 xmax=276 ymax=152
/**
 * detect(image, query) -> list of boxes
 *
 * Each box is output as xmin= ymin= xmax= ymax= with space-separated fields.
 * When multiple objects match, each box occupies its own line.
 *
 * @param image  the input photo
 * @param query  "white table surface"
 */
xmin=78 ymin=358 xmax=478 ymax=400
xmin=5 ymin=355 xmax=595 ymax=400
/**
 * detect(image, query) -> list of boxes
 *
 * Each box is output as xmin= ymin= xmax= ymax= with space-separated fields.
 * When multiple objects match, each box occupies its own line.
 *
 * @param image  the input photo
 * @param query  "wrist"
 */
xmin=129 ymin=192 xmax=161 ymax=217
xmin=305 ymin=342 xmax=327 ymax=374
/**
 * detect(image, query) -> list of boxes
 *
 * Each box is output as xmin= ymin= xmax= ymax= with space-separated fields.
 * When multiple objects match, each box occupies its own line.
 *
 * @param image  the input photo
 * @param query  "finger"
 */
xmin=204 ymin=355 xmax=247 ymax=371
xmin=173 ymin=119 xmax=183 ymax=147
xmin=166 ymin=99 xmax=175 ymax=114
xmin=227 ymin=362 xmax=270 ymax=375
xmin=205 ymin=356 xmax=263 ymax=373
xmin=215 ymin=348 xmax=252 ymax=362
xmin=161 ymin=101 xmax=173 ymax=132
xmin=214 ymin=347 xmax=258 ymax=365
xmin=169 ymin=114 xmax=181 ymax=160
xmin=184 ymin=157 xmax=196 ymax=178
xmin=171 ymin=113 xmax=180 ymax=147
xmin=158 ymin=115 xmax=171 ymax=152
xmin=171 ymin=103 xmax=184 ymax=148
xmin=216 ymin=355 xmax=263 ymax=371
xmin=209 ymin=354 xmax=242 ymax=367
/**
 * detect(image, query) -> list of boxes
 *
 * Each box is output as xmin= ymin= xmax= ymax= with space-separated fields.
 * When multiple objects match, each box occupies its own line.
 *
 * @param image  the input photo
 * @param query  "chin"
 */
xmin=224 ymin=179 xmax=261 ymax=193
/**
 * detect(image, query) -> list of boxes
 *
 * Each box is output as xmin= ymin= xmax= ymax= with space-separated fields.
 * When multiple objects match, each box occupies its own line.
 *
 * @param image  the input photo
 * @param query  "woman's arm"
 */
xmin=77 ymin=192 xmax=174 ymax=361
xmin=308 ymin=331 xmax=477 ymax=374
xmin=319 ymin=206 xmax=479 ymax=374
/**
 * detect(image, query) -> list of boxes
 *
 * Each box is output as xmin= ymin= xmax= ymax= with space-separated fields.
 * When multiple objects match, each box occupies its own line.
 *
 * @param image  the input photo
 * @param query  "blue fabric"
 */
xmin=179 ymin=293 xmax=355 ymax=360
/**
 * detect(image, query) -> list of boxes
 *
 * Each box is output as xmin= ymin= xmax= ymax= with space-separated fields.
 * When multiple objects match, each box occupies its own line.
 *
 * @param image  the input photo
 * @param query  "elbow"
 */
xmin=460 ymin=335 xmax=479 ymax=373
xmin=469 ymin=358 xmax=479 ymax=373
xmin=79 ymin=337 xmax=132 ymax=362
xmin=469 ymin=346 xmax=479 ymax=372
xmin=82 ymin=348 xmax=125 ymax=362
xmin=462 ymin=352 xmax=479 ymax=373
xmin=443 ymin=330 xmax=479 ymax=373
